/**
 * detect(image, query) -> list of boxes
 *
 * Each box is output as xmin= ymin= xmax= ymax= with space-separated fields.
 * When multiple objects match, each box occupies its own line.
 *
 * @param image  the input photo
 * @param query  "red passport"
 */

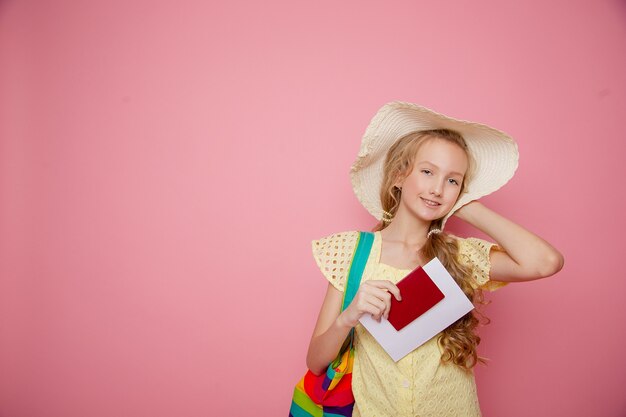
xmin=387 ymin=266 xmax=445 ymax=331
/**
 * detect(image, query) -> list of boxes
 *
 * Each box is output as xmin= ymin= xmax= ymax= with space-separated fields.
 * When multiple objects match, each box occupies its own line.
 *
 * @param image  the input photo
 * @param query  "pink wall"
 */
xmin=1 ymin=0 xmax=625 ymax=416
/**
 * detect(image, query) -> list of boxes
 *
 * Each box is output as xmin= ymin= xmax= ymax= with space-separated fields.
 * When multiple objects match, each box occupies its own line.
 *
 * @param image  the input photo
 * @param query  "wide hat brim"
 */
xmin=350 ymin=101 xmax=519 ymax=229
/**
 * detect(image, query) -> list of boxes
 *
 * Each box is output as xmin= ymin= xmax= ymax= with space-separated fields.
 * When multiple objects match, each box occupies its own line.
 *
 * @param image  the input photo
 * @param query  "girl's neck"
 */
xmin=380 ymin=207 xmax=431 ymax=247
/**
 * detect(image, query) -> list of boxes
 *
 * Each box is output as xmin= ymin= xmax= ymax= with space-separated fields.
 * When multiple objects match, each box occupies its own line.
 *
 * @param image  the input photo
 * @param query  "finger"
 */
xmin=382 ymin=295 xmax=392 ymax=320
xmin=370 ymin=296 xmax=389 ymax=322
xmin=360 ymin=302 xmax=382 ymax=320
xmin=361 ymin=294 xmax=386 ymax=315
xmin=369 ymin=289 xmax=391 ymax=320
xmin=369 ymin=280 xmax=402 ymax=301
xmin=363 ymin=283 xmax=396 ymax=320
xmin=366 ymin=281 xmax=402 ymax=301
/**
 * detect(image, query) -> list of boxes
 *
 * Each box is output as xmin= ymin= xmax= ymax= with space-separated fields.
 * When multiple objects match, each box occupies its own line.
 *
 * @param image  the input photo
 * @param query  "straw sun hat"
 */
xmin=350 ymin=101 xmax=519 ymax=229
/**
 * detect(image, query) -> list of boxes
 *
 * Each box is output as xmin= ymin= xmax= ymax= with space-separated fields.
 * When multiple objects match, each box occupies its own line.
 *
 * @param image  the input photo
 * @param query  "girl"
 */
xmin=305 ymin=102 xmax=564 ymax=416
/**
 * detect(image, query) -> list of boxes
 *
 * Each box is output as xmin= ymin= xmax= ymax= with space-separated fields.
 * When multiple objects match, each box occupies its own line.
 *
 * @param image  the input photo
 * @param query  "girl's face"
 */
xmin=396 ymin=138 xmax=468 ymax=223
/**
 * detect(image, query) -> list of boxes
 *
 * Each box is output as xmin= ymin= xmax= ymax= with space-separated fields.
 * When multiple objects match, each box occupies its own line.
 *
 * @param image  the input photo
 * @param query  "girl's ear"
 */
xmin=393 ymin=171 xmax=407 ymax=189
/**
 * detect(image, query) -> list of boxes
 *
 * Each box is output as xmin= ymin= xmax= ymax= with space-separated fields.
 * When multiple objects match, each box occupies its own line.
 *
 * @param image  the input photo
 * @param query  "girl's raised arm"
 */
xmin=454 ymin=201 xmax=564 ymax=282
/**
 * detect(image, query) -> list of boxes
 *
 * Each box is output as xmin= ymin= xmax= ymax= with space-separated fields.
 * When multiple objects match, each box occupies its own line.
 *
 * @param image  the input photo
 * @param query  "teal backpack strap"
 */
xmin=341 ymin=231 xmax=374 ymax=311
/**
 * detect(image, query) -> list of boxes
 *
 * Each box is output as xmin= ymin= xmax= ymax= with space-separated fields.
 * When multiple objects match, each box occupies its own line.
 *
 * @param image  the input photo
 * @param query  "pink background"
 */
xmin=1 ymin=0 xmax=625 ymax=416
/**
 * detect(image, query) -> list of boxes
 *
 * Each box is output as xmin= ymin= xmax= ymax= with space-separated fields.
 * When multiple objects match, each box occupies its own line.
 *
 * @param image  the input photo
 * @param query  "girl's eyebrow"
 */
xmin=417 ymin=161 xmax=465 ymax=177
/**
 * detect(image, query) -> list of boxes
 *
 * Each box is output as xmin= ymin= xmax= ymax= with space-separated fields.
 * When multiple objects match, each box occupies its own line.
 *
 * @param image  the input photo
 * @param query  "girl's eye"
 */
xmin=448 ymin=178 xmax=459 ymax=185
xmin=421 ymin=169 xmax=432 ymax=175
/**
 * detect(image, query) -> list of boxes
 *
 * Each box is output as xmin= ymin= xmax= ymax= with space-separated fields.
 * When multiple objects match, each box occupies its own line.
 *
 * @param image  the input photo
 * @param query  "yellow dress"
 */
xmin=312 ymin=231 xmax=507 ymax=417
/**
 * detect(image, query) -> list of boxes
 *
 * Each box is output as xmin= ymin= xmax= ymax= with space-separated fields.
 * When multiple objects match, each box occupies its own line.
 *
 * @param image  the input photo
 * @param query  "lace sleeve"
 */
xmin=311 ymin=231 xmax=360 ymax=292
xmin=457 ymin=237 xmax=508 ymax=291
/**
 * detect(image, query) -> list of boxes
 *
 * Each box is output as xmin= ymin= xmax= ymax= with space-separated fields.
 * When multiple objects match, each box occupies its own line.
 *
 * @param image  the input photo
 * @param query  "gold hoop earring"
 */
xmin=381 ymin=210 xmax=394 ymax=224
xmin=427 ymin=228 xmax=441 ymax=238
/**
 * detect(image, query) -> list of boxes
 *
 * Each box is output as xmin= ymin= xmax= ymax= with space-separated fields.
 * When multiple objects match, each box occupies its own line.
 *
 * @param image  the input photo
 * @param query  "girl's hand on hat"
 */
xmin=452 ymin=200 xmax=481 ymax=222
xmin=338 ymin=280 xmax=401 ymax=328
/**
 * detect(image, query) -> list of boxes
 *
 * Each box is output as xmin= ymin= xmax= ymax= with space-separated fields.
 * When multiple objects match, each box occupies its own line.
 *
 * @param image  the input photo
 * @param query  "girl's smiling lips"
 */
xmin=420 ymin=197 xmax=441 ymax=207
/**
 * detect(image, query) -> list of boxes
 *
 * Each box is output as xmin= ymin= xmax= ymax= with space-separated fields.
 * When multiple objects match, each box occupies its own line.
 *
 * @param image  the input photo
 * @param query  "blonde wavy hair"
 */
xmin=372 ymin=129 xmax=488 ymax=370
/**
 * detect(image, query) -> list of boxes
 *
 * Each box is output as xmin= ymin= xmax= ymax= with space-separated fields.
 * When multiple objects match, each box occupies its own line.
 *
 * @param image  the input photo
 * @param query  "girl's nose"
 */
xmin=430 ymin=178 xmax=444 ymax=196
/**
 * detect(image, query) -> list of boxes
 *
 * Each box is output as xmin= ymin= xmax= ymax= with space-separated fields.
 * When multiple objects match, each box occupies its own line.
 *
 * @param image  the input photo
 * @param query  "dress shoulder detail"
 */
xmin=311 ymin=231 xmax=360 ymax=292
xmin=456 ymin=236 xmax=508 ymax=291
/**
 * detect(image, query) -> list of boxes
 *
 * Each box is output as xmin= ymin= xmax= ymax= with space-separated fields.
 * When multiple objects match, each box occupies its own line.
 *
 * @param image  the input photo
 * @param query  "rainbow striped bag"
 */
xmin=289 ymin=231 xmax=374 ymax=417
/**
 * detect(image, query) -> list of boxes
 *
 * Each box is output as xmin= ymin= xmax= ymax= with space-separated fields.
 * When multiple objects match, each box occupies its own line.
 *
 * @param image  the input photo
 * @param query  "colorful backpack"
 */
xmin=289 ymin=231 xmax=374 ymax=417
